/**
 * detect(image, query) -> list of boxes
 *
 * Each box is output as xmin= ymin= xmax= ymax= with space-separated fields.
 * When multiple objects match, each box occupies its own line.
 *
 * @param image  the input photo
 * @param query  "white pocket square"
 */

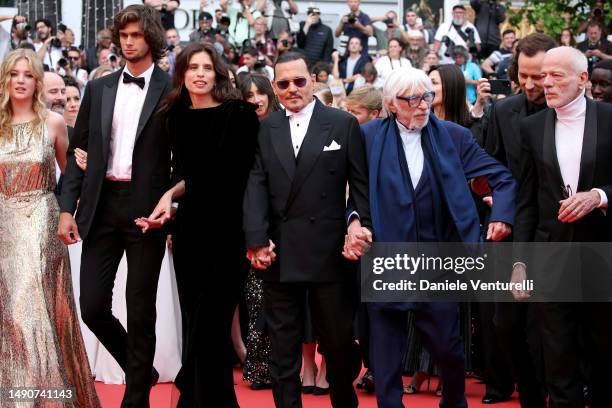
xmin=323 ymin=140 xmax=341 ymax=151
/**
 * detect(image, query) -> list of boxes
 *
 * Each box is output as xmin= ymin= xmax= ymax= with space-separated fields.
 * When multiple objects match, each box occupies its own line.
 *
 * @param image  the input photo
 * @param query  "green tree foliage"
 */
xmin=507 ymin=0 xmax=611 ymax=37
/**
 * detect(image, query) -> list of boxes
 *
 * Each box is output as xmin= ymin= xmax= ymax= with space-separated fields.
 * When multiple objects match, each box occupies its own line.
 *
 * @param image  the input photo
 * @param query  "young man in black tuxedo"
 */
xmin=243 ymin=52 xmax=371 ymax=408
xmin=58 ymin=5 xmax=173 ymax=407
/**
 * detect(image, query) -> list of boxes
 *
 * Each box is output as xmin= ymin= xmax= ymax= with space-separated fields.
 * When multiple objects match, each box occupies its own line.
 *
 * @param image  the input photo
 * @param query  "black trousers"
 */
xmin=263 ymin=280 xmax=361 ymax=408
xmin=532 ymin=302 xmax=612 ymax=408
xmin=492 ymin=302 xmax=547 ymax=408
xmin=79 ymin=181 xmax=166 ymax=408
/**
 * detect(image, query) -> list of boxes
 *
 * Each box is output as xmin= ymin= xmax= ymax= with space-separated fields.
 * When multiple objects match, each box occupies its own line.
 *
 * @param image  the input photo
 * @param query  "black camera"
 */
xmin=281 ymin=39 xmax=289 ymax=47
xmin=58 ymin=57 xmax=68 ymax=68
xmin=347 ymin=13 xmax=357 ymax=25
xmin=593 ymin=8 xmax=603 ymax=17
xmin=220 ymin=16 xmax=231 ymax=26
xmin=307 ymin=7 xmax=320 ymax=15
xmin=441 ymin=35 xmax=456 ymax=57
xmin=254 ymin=56 xmax=266 ymax=70
xmin=50 ymin=37 xmax=62 ymax=48
xmin=464 ymin=27 xmax=478 ymax=53
xmin=384 ymin=17 xmax=394 ymax=27
xmin=167 ymin=44 xmax=175 ymax=52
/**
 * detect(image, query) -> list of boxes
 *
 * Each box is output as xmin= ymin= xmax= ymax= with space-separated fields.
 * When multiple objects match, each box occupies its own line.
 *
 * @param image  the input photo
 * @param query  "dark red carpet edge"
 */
xmin=94 ymin=368 xmax=521 ymax=407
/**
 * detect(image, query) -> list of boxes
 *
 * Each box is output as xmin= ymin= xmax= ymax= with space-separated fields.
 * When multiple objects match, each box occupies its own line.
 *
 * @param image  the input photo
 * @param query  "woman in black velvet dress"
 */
xmin=137 ymin=42 xmax=259 ymax=407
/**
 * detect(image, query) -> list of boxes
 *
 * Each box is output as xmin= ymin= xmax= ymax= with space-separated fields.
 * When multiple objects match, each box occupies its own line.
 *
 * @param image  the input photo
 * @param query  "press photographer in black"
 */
xmin=470 ymin=0 xmax=506 ymax=61
xmin=576 ymin=21 xmax=612 ymax=74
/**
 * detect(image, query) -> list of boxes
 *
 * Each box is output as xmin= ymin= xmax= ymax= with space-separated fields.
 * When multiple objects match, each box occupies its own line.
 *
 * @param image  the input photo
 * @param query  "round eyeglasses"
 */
xmin=396 ymin=91 xmax=435 ymax=108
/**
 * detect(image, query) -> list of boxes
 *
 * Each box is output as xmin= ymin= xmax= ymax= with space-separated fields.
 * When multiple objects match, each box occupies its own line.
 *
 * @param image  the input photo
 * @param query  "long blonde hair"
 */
xmin=0 ymin=49 xmax=48 ymax=139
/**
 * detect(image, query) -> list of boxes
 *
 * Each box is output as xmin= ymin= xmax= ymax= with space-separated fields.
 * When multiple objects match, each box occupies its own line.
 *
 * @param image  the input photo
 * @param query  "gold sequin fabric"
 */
xmin=0 ymin=121 xmax=101 ymax=408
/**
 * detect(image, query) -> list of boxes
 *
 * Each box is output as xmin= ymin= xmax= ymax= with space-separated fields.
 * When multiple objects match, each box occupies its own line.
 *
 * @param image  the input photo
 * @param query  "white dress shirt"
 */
xmin=555 ymin=91 xmax=607 ymax=207
xmin=106 ymin=64 xmax=155 ymax=180
xmin=286 ymin=99 xmax=316 ymax=157
xmin=396 ymin=120 xmax=424 ymax=188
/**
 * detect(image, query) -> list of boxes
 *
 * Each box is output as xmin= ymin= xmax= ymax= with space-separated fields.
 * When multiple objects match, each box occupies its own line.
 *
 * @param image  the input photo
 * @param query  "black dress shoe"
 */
xmin=312 ymin=386 xmax=330 ymax=395
xmin=302 ymin=385 xmax=315 ymax=394
xmin=250 ymin=382 xmax=272 ymax=391
xmin=482 ymin=394 xmax=511 ymax=404
xmin=151 ymin=368 xmax=160 ymax=387
xmin=360 ymin=370 xmax=375 ymax=393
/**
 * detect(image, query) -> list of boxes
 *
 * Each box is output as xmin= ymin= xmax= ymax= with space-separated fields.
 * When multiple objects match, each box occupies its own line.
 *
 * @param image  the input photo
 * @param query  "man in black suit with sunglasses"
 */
xmin=243 ymin=51 xmax=371 ymax=408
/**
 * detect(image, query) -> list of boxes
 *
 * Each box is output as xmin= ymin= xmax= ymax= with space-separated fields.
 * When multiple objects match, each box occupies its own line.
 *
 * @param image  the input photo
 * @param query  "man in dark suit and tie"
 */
xmin=57 ymin=5 xmax=173 ymax=407
xmin=481 ymin=33 xmax=556 ymax=407
xmin=243 ymin=51 xmax=371 ymax=408
xmin=514 ymin=46 xmax=612 ymax=408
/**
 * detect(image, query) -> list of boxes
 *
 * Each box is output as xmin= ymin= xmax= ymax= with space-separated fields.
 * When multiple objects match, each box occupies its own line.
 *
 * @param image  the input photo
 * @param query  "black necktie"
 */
xmin=123 ymin=72 xmax=145 ymax=89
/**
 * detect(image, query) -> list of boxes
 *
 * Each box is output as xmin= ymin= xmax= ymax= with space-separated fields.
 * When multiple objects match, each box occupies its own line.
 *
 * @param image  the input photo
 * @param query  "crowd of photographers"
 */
xmin=0 ymin=0 xmax=609 ymax=107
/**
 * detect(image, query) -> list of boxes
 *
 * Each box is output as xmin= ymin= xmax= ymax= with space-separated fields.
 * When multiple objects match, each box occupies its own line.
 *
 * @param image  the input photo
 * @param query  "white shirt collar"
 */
xmin=286 ymin=98 xmax=316 ymax=117
xmin=396 ymin=118 xmax=423 ymax=136
xmin=122 ymin=63 xmax=155 ymax=86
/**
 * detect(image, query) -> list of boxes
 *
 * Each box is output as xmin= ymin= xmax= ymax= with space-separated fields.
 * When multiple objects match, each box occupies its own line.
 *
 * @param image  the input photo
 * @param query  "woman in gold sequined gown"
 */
xmin=0 ymin=49 xmax=101 ymax=407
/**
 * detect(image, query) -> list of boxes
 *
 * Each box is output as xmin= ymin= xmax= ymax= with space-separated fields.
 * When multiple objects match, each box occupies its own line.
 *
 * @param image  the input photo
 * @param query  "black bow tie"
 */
xmin=123 ymin=72 xmax=145 ymax=89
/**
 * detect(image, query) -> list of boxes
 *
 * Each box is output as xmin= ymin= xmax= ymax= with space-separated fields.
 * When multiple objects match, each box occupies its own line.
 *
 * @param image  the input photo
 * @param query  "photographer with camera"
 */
xmin=577 ymin=21 xmax=612 ymax=74
xmin=434 ymin=4 xmax=481 ymax=64
xmin=371 ymin=10 xmax=410 ymax=53
xmin=0 ymin=15 xmax=24 ymax=61
xmin=5 ymin=15 xmax=31 ymax=51
xmin=56 ymin=46 xmax=88 ymax=91
xmin=577 ymin=0 xmax=609 ymax=35
xmin=222 ymin=0 xmax=261 ymax=49
xmin=34 ymin=19 xmax=63 ymax=72
xmin=470 ymin=0 xmax=506 ymax=61
xmin=236 ymin=45 xmax=274 ymax=79
xmin=297 ymin=6 xmax=334 ymax=66
xmin=255 ymin=0 xmax=298 ymax=40
xmin=143 ymin=0 xmax=180 ymax=30
xmin=334 ymin=0 xmax=373 ymax=57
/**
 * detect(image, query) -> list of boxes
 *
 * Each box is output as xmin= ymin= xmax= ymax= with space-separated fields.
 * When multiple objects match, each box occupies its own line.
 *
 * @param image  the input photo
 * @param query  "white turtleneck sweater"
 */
xmin=554 ymin=91 xmax=607 ymax=207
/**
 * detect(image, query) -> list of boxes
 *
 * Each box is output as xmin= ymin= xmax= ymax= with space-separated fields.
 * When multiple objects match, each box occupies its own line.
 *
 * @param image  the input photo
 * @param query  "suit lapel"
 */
xmin=577 ymin=98 xmax=598 ymax=191
xmin=100 ymin=70 xmax=121 ymax=160
xmin=136 ymin=66 xmax=166 ymax=143
xmin=285 ymin=101 xmax=331 ymax=210
xmin=270 ymin=113 xmax=296 ymax=181
xmin=507 ymin=95 xmax=525 ymax=158
xmin=542 ymin=108 xmax=564 ymax=190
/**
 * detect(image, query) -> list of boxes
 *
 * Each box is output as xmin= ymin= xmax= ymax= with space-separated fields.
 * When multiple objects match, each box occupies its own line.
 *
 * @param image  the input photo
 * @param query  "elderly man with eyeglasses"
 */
xmin=349 ymin=67 xmax=516 ymax=408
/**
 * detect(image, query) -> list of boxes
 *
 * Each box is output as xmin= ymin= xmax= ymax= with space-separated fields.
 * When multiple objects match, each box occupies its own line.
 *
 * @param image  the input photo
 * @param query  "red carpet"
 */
xmin=94 ymin=368 xmax=521 ymax=407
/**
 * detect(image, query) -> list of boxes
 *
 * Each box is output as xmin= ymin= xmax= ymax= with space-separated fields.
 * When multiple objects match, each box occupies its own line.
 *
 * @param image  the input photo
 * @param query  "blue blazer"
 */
xmin=352 ymin=116 xmax=516 ymax=243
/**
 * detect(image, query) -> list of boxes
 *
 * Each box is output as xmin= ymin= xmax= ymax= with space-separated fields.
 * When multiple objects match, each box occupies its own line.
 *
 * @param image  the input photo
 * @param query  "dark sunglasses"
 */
xmin=68 ymin=56 xmax=80 ymax=60
xmin=396 ymin=91 xmax=435 ymax=107
xmin=276 ymin=77 xmax=307 ymax=90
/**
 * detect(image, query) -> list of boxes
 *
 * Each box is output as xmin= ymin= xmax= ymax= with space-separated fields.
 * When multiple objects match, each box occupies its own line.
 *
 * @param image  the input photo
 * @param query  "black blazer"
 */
xmin=243 ymin=99 xmax=371 ymax=282
xmin=515 ymin=98 xmax=612 ymax=243
xmin=485 ymin=93 xmax=529 ymax=177
xmin=59 ymin=66 xmax=173 ymax=240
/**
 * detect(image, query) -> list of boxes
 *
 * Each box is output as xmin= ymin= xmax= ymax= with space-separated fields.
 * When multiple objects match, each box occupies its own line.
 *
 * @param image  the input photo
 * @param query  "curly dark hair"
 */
xmin=159 ymin=42 xmax=241 ymax=113
xmin=111 ymin=5 xmax=166 ymax=62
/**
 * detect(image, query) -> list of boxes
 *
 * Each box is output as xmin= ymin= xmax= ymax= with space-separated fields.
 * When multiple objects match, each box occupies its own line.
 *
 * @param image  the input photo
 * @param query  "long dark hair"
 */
xmin=429 ymin=64 xmax=471 ymax=127
xmin=159 ymin=42 xmax=240 ymax=113
xmin=111 ymin=5 xmax=166 ymax=62
xmin=238 ymin=73 xmax=281 ymax=116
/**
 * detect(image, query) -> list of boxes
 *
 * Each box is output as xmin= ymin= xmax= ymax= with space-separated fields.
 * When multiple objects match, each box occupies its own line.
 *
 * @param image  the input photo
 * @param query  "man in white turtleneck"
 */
xmin=514 ymin=46 xmax=612 ymax=408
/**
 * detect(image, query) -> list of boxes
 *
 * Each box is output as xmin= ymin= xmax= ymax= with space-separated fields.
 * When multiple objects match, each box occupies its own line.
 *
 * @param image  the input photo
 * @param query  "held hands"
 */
xmin=58 ymin=212 xmax=81 ymax=244
xmin=134 ymin=191 xmax=176 ymax=233
xmin=75 ymin=148 xmax=88 ymax=171
xmin=342 ymin=218 xmax=373 ymax=260
xmin=487 ymin=221 xmax=511 ymax=241
xmin=558 ymin=190 xmax=600 ymax=223
xmin=510 ymin=263 xmax=531 ymax=301
xmin=247 ymin=240 xmax=277 ymax=270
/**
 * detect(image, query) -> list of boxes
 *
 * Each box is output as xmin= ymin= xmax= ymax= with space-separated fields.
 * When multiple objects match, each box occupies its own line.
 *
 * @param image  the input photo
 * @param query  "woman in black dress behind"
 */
xmin=137 ymin=42 xmax=259 ymax=407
